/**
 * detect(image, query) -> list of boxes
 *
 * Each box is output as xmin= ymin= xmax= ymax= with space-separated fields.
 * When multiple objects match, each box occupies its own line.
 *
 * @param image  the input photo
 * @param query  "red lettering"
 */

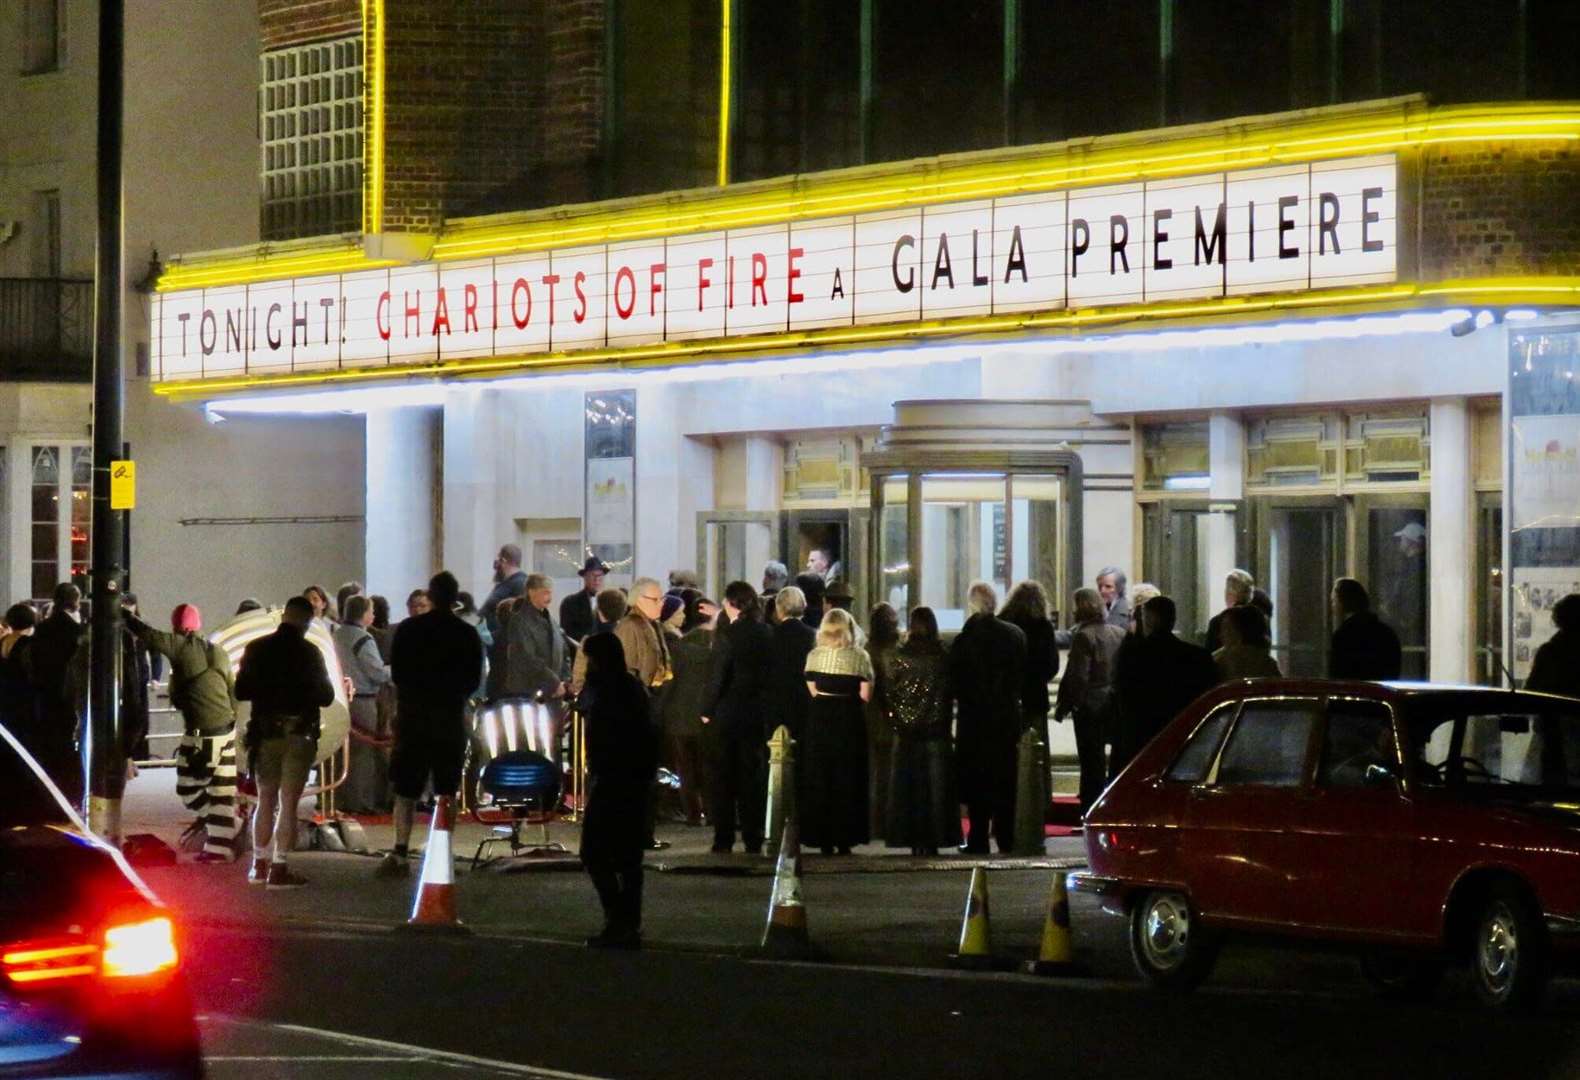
xmin=542 ymin=273 xmax=560 ymax=326
xmin=751 ymin=253 xmax=768 ymax=307
xmin=464 ymin=283 xmax=479 ymax=332
xmin=728 ymin=255 xmax=736 ymax=309
xmin=649 ymin=262 xmax=665 ymax=317
xmin=574 ymin=271 xmax=588 ymax=323
xmin=376 ymin=291 xmax=391 ymax=341
xmin=404 ymin=291 xmax=421 ymax=337
xmin=787 ymin=246 xmax=804 ymax=304
xmin=613 ymin=266 xmax=636 ymax=320
xmin=511 ymin=278 xmax=532 ymax=329
xmin=697 ymin=257 xmax=714 ymax=311
xmin=491 ymin=278 xmax=499 ymax=329
xmin=431 ymin=287 xmax=451 ymax=336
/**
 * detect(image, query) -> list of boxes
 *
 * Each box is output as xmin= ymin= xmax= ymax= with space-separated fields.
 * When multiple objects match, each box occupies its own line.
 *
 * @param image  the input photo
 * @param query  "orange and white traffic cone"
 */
xmin=398 ymin=796 xmax=471 ymax=936
xmin=760 ymin=820 xmax=812 ymax=959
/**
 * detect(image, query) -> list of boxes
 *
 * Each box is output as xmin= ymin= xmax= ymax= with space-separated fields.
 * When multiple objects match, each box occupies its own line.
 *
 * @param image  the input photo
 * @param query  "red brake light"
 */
xmin=2 ymin=939 xmax=97 ymax=986
xmin=101 ymin=916 xmax=178 ymax=979
xmin=2 ymin=915 xmax=179 ymax=988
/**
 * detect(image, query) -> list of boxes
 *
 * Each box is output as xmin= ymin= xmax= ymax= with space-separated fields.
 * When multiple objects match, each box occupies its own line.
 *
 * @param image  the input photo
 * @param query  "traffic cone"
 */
xmin=950 ymin=866 xmax=1012 ymax=970
xmin=760 ymin=820 xmax=812 ymax=959
xmin=397 ymin=796 xmax=472 ymax=936
xmin=1023 ymin=871 xmax=1082 ymax=975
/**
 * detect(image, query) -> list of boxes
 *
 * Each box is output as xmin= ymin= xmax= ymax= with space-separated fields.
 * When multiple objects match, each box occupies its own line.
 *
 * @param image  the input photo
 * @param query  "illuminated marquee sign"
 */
xmin=152 ymin=154 xmax=1396 ymax=381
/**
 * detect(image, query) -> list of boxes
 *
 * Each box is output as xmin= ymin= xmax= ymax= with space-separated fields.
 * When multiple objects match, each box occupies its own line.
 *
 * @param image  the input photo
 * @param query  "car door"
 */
xmin=1282 ymin=697 xmax=1420 ymax=940
xmin=1180 ymin=697 xmax=1321 ymax=928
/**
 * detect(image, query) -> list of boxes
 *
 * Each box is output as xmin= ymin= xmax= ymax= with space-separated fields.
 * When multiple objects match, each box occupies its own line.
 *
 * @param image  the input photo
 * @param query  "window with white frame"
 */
xmin=260 ymin=36 xmax=364 ymax=240
xmin=30 ymin=445 xmax=89 ymax=602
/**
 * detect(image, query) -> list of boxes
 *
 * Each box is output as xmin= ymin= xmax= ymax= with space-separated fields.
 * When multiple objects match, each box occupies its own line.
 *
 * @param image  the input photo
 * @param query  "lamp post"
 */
xmin=86 ymin=0 xmax=127 ymax=841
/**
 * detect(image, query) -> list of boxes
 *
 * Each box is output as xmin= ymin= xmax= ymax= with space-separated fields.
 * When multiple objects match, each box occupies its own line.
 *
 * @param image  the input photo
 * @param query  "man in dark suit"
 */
xmin=766 ymin=586 xmax=817 ymax=743
xmin=1113 ymin=596 xmax=1218 ymax=774
xmin=28 ymin=582 xmax=86 ymax=802
xmin=950 ymin=581 xmax=1027 ymax=854
xmin=698 ymin=581 xmax=775 ymax=855
xmin=559 ymin=557 xmax=608 ymax=650
xmin=1329 ymin=577 xmax=1403 ymax=681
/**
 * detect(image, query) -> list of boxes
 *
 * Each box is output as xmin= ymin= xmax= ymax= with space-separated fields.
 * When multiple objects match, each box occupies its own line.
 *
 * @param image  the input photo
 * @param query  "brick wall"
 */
xmin=1419 ymin=141 xmax=1580 ymax=279
xmin=258 ymin=0 xmax=359 ymax=51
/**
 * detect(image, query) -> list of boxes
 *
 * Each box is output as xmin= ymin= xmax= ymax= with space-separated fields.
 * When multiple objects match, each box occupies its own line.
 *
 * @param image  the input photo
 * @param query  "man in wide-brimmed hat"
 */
xmin=560 ymin=556 xmax=610 ymax=650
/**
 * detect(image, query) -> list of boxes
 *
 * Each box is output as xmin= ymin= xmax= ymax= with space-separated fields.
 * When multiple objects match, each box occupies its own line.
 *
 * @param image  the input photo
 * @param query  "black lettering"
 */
xmin=892 ymin=234 xmax=916 ymax=293
xmin=319 ymin=297 xmax=335 ymax=344
xmin=1248 ymin=201 xmax=1256 ymax=261
xmin=1361 ymin=186 xmax=1384 ymax=253
xmin=1068 ymin=220 xmax=1089 ymax=278
xmin=1194 ymin=203 xmax=1226 ymax=265
xmin=931 ymin=233 xmax=955 ymax=290
xmin=199 ymin=310 xmax=217 ymax=356
xmin=1152 ymin=208 xmax=1173 ymax=272
xmin=1110 ymin=215 xmax=1130 ymax=274
xmin=1318 ymin=192 xmax=1341 ymax=255
xmin=1278 ymin=195 xmax=1299 ymax=259
xmin=266 ymin=303 xmax=282 ymax=349
xmin=226 ymin=308 xmax=243 ymax=352
xmin=176 ymin=311 xmax=190 ymax=354
xmin=971 ymin=229 xmax=989 ymax=287
xmin=292 ymin=301 xmax=310 ymax=346
xmin=830 ymin=266 xmax=845 ymax=300
xmin=1004 ymin=225 xmax=1028 ymax=283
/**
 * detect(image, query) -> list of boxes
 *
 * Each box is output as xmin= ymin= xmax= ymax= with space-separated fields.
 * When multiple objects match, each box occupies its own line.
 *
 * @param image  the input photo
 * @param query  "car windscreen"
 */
xmin=1409 ymin=705 xmax=1580 ymax=796
xmin=0 ymin=726 xmax=72 ymax=827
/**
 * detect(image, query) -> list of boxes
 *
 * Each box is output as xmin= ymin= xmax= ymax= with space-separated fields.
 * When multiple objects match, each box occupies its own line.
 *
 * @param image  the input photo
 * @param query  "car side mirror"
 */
xmin=1363 ymin=763 xmax=1397 ymax=787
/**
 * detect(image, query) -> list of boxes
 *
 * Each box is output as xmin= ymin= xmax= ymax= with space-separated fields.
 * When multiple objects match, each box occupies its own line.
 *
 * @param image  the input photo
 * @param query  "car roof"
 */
xmin=1203 ymin=678 xmax=1580 ymax=711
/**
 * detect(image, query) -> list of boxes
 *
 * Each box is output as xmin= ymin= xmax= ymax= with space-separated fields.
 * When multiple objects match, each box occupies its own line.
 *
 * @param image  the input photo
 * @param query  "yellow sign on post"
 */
xmin=109 ymin=460 xmax=136 ymax=510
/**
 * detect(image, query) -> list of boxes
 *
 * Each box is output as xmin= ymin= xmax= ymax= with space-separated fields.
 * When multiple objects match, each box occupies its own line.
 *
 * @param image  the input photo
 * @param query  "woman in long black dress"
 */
xmin=802 ymin=608 xmax=873 ymax=855
xmin=884 ymin=607 xmax=961 ymax=855
xmin=578 ymin=633 xmax=659 ymax=948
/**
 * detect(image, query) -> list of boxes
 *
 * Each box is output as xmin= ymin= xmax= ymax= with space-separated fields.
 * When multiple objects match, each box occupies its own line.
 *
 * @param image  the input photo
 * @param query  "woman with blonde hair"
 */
xmin=803 ymin=608 xmax=873 ymax=855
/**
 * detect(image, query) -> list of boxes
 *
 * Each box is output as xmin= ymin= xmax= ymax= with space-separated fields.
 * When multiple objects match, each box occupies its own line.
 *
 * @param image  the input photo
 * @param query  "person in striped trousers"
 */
xmin=127 ymin=603 xmax=240 ymax=863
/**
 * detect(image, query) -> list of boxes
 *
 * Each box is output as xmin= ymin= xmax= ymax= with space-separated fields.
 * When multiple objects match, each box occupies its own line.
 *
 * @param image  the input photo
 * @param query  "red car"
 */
xmin=1072 ymin=680 xmax=1580 ymax=1010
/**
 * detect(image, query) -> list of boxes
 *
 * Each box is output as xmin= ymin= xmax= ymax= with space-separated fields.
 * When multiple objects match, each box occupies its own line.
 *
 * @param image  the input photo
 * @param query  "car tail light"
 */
xmin=101 ymin=917 xmax=178 ymax=979
xmin=2 ymin=939 xmax=98 ymax=986
xmin=3 ymin=915 xmax=178 ymax=988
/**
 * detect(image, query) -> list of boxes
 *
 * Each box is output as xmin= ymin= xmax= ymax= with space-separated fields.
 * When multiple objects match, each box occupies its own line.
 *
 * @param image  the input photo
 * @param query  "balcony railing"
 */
xmin=0 ymin=278 xmax=94 ymax=381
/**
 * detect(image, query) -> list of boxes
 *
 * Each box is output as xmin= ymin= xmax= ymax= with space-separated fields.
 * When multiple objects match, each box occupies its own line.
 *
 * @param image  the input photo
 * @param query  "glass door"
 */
xmin=695 ymin=512 xmax=778 ymax=602
xmin=1476 ymin=495 xmax=1505 ymax=686
xmin=1253 ymin=498 xmax=1345 ymax=677
xmin=1142 ymin=502 xmax=1211 ymax=646
xmin=1354 ymin=494 xmax=1430 ymax=680
xmin=918 ymin=474 xmax=1007 ymax=632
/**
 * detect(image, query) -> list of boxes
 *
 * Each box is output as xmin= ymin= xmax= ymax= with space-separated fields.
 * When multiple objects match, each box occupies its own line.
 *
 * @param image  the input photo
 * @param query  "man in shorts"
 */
xmin=235 ymin=595 xmax=337 ymax=890
xmin=381 ymin=571 xmax=485 ymax=877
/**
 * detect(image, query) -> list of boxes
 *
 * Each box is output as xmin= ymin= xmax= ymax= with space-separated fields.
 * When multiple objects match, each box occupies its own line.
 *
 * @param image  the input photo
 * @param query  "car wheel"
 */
xmin=1359 ymin=949 xmax=1441 ymax=1000
xmin=1129 ymin=890 xmax=1216 ymax=991
xmin=1470 ymin=882 xmax=1549 ymax=1011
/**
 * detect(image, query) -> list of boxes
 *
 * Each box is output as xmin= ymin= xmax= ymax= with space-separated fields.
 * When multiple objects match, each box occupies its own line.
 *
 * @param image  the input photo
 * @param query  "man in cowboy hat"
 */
xmin=560 ymin=556 xmax=610 ymax=650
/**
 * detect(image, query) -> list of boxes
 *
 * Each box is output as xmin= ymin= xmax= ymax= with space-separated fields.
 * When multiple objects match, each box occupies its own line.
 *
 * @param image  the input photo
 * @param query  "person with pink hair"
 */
xmin=126 ymin=601 xmax=241 ymax=863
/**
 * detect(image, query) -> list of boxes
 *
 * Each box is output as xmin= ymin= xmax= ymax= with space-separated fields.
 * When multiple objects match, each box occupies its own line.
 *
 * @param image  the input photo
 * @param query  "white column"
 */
xmin=442 ymin=388 xmax=502 ymax=599
xmin=1429 ymin=397 xmax=1474 ymax=683
xmin=365 ymin=407 xmax=439 ymax=599
xmin=1206 ymin=410 xmax=1246 ymax=607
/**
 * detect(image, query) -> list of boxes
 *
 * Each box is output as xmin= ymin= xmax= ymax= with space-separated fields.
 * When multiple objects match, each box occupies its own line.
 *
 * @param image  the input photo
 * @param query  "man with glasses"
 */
xmin=613 ymin=578 xmax=673 ymax=850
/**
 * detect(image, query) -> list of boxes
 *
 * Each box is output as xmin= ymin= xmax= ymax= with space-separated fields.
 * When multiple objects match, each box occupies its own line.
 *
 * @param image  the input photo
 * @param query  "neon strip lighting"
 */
xmin=362 ymin=0 xmax=387 ymax=236
xmin=716 ymin=0 xmax=731 ymax=187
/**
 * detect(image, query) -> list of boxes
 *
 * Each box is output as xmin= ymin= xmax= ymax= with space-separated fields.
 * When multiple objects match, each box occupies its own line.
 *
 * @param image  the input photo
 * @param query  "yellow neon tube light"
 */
xmin=716 ymin=0 xmax=731 ymax=188
xmin=361 ymin=0 xmax=387 ymax=236
xmin=159 ymin=100 xmax=1580 ymax=289
xmin=148 ymin=276 xmax=1580 ymax=400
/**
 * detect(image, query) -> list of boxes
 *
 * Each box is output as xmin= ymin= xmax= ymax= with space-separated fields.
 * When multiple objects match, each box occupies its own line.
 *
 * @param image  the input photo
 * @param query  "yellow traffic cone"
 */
xmin=1023 ymin=871 xmax=1080 ymax=975
xmin=398 ymin=796 xmax=472 ymax=936
xmin=950 ymin=866 xmax=1011 ymax=970
xmin=761 ymin=820 xmax=812 ymax=958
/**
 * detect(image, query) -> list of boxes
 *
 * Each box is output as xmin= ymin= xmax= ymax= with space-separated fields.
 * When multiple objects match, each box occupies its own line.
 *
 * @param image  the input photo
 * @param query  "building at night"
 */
xmin=88 ymin=2 xmax=1580 ymax=711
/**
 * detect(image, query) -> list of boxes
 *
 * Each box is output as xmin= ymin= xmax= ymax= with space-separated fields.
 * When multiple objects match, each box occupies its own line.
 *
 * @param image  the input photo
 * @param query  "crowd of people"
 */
xmin=6 ymin=544 xmax=1580 ymax=950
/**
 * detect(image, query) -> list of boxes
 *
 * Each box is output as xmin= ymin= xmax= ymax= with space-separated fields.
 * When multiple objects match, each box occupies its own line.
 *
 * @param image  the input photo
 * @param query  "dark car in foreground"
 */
xmin=1072 ymin=681 xmax=1580 ymax=1010
xmin=1 ymin=724 xmax=202 ymax=1077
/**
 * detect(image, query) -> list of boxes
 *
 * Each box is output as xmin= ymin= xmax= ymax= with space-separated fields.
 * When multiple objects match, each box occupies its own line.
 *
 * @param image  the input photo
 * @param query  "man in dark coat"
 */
xmin=235 ymin=595 xmax=337 ymax=889
xmin=950 ymin=582 xmax=1026 ymax=854
xmin=28 ymin=582 xmax=86 ymax=803
xmin=1329 ymin=577 xmax=1403 ymax=681
xmin=795 ymin=573 xmax=827 ymax=630
xmin=1097 ymin=567 xmax=1130 ymax=629
xmin=1111 ymin=596 xmax=1217 ymax=780
xmin=1204 ymin=569 xmax=1255 ymax=653
xmin=383 ymin=571 xmax=485 ymax=877
xmin=766 ymin=586 xmax=817 ymax=742
xmin=479 ymin=544 xmax=528 ymax=639
xmin=559 ymin=557 xmax=609 ymax=650
xmin=1524 ymin=593 xmax=1580 ymax=698
xmin=698 ymin=580 xmax=775 ymax=855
